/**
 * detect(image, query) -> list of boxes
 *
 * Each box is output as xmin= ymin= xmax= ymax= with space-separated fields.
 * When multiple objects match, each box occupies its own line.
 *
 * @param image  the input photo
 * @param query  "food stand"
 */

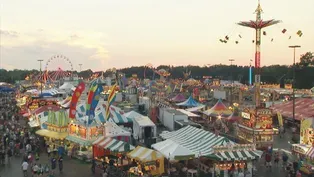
xmin=35 ymin=110 xmax=69 ymax=152
xmin=66 ymin=116 xmax=104 ymax=161
xmin=92 ymin=136 xmax=134 ymax=169
xmin=237 ymin=108 xmax=278 ymax=149
xmin=209 ymin=144 xmax=262 ymax=177
xmin=127 ymin=146 xmax=164 ymax=176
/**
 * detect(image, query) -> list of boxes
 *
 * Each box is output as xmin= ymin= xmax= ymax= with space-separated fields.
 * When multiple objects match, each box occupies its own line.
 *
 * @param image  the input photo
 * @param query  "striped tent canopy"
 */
xmin=46 ymin=110 xmax=70 ymax=127
xmin=128 ymin=146 xmax=163 ymax=162
xmin=108 ymin=106 xmax=133 ymax=124
xmin=93 ymin=136 xmax=134 ymax=152
xmin=160 ymin=125 xmax=234 ymax=156
xmin=203 ymin=99 xmax=232 ymax=117
xmin=213 ymin=150 xmax=262 ymax=161
xmin=211 ymin=144 xmax=262 ymax=161
xmin=66 ymin=135 xmax=94 ymax=146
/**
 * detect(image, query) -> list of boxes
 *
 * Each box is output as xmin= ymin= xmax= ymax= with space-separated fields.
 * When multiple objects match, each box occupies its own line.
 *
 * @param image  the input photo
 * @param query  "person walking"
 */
xmin=58 ymin=156 xmax=63 ymax=173
xmin=21 ymin=160 xmax=29 ymax=177
xmin=51 ymin=157 xmax=56 ymax=175
xmin=265 ymin=152 xmax=272 ymax=170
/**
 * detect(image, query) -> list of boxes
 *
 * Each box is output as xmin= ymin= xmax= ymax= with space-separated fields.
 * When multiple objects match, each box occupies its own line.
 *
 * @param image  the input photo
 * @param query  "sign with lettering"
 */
xmin=241 ymin=112 xmax=251 ymax=119
xmin=256 ymin=109 xmax=271 ymax=115
xmin=213 ymin=144 xmax=255 ymax=153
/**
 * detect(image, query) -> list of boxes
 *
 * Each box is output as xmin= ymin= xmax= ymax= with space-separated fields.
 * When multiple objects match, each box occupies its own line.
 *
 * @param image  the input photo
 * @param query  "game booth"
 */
xmin=35 ymin=110 xmax=69 ymax=153
xmin=92 ymin=121 xmax=133 ymax=169
xmin=66 ymin=116 xmax=104 ymax=161
xmin=207 ymin=144 xmax=262 ymax=177
xmin=127 ymin=146 xmax=165 ymax=176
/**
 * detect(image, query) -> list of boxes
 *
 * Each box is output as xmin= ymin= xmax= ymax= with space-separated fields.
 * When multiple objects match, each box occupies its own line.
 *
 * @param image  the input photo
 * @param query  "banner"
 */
xmin=69 ymin=82 xmax=85 ymax=119
xmin=106 ymin=84 xmax=117 ymax=120
xmin=86 ymin=82 xmax=98 ymax=115
xmin=88 ymin=85 xmax=104 ymax=124
xmin=277 ymin=112 xmax=283 ymax=127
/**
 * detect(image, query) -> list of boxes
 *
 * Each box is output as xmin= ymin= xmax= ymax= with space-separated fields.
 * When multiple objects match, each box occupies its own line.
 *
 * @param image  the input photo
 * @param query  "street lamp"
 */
xmin=79 ymin=64 xmax=82 ymax=72
xmin=229 ymin=59 xmax=235 ymax=105
xmin=37 ymin=59 xmax=43 ymax=96
xmin=288 ymin=45 xmax=301 ymax=123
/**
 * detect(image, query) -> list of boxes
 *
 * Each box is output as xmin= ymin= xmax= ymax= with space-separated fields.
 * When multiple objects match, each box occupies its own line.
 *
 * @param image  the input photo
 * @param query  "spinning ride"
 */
xmin=144 ymin=63 xmax=171 ymax=80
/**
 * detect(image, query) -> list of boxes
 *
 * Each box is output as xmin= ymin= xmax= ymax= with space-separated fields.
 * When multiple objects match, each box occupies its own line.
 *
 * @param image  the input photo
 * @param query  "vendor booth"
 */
xmin=92 ymin=136 xmax=135 ymax=168
xmin=128 ymin=146 xmax=165 ymax=176
xmin=207 ymin=144 xmax=262 ymax=177
xmin=66 ymin=116 xmax=104 ymax=161
xmin=35 ymin=110 xmax=69 ymax=152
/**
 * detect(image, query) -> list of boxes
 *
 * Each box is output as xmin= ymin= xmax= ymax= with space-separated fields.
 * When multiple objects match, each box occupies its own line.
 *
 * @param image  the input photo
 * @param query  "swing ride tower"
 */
xmin=237 ymin=0 xmax=280 ymax=108
xmin=236 ymin=1 xmax=280 ymax=149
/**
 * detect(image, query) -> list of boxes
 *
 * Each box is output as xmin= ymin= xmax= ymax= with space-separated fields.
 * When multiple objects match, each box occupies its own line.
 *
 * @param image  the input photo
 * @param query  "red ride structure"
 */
xmin=237 ymin=0 xmax=281 ymax=108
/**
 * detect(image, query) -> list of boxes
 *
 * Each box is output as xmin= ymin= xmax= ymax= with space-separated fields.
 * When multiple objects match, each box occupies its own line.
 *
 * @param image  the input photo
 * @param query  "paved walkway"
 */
xmin=0 ymin=153 xmax=100 ymax=177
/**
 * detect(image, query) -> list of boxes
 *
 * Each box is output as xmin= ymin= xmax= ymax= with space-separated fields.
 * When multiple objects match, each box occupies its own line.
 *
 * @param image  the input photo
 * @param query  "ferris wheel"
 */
xmin=43 ymin=55 xmax=74 ymax=83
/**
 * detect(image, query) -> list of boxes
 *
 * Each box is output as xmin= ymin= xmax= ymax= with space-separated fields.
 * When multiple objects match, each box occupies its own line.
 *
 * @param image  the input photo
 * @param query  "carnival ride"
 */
xmin=219 ymin=0 xmax=304 ymax=107
xmin=29 ymin=55 xmax=74 ymax=85
xmin=144 ymin=63 xmax=171 ymax=80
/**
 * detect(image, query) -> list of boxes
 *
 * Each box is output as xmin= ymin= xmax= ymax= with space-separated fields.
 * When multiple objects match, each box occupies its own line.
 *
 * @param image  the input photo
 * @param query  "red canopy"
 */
xmin=31 ymin=105 xmax=61 ymax=115
xmin=270 ymin=98 xmax=314 ymax=120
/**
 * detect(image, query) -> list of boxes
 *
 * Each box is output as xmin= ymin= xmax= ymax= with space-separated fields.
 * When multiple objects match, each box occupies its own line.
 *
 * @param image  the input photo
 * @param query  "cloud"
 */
xmin=0 ymin=30 xmax=19 ymax=38
xmin=1 ymin=29 xmax=110 ymax=70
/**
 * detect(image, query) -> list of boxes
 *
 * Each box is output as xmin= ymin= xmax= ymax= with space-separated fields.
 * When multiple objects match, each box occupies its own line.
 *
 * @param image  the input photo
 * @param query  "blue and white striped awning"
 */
xmin=160 ymin=125 xmax=234 ymax=156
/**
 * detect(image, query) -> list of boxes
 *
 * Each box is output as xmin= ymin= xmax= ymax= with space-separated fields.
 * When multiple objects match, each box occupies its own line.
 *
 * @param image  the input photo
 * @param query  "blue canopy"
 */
xmin=39 ymin=92 xmax=53 ymax=97
xmin=176 ymin=96 xmax=201 ymax=107
xmin=0 ymin=86 xmax=15 ymax=92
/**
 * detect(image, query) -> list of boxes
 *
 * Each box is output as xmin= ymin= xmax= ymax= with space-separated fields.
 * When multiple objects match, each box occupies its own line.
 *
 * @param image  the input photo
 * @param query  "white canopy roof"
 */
xmin=177 ymin=109 xmax=200 ymax=117
xmin=152 ymin=139 xmax=195 ymax=161
xmin=186 ymin=105 xmax=205 ymax=112
xmin=134 ymin=116 xmax=155 ymax=127
xmin=59 ymin=83 xmax=75 ymax=90
xmin=123 ymin=111 xmax=143 ymax=119
xmin=105 ymin=121 xmax=131 ymax=137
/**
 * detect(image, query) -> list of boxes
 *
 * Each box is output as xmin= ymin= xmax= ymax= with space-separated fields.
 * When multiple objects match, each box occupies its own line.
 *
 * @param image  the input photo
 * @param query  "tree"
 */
xmin=299 ymin=52 xmax=314 ymax=67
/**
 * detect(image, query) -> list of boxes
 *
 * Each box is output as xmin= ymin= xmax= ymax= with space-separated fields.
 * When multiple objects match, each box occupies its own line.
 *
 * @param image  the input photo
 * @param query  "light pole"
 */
xmin=229 ymin=59 xmax=235 ymax=105
xmin=79 ymin=64 xmax=82 ymax=72
xmin=289 ymin=45 xmax=301 ymax=124
xmin=37 ymin=59 xmax=43 ymax=96
xmin=249 ymin=59 xmax=253 ymax=85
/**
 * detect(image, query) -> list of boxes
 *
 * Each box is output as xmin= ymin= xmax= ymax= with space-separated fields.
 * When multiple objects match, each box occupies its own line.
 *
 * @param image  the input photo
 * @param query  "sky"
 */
xmin=0 ymin=0 xmax=313 ymax=71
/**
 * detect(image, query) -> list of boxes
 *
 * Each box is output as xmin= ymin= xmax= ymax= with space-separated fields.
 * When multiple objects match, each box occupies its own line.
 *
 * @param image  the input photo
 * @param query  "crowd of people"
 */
xmin=0 ymin=92 xmax=64 ymax=177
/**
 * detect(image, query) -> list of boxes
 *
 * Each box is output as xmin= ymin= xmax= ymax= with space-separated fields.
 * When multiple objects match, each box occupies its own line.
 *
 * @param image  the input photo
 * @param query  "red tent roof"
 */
xmin=270 ymin=98 xmax=314 ymax=120
xmin=32 ymin=105 xmax=61 ymax=115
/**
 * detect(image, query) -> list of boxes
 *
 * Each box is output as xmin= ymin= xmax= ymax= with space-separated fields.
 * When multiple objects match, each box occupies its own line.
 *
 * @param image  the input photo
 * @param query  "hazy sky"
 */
xmin=1 ymin=0 xmax=313 ymax=71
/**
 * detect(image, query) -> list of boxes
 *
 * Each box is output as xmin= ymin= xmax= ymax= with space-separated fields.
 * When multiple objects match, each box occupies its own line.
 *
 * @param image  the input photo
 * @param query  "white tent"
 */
xmin=152 ymin=139 xmax=195 ymax=161
xmin=123 ymin=111 xmax=143 ymax=119
xmin=105 ymin=121 xmax=131 ymax=137
xmin=59 ymin=83 xmax=74 ymax=90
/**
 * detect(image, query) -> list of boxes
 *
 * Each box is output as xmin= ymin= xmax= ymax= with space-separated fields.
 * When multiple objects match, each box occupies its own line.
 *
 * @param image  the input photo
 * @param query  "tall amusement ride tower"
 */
xmin=237 ymin=0 xmax=280 ymax=108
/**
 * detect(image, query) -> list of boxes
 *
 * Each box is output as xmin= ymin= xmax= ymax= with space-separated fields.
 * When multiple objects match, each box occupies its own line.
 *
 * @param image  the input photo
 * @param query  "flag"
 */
xmin=86 ymin=82 xmax=98 ymax=115
xmin=88 ymin=85 xmax=103 ymax=124
xmin=105 ymin=84 xmax=117 ymax=120
xmin=277 ymin=112 xmax=283 ymax=127
xmin=69 ymin=82 xmax=85 ymax=119
xmin=282 ymin=29 xmax=287 ymax=34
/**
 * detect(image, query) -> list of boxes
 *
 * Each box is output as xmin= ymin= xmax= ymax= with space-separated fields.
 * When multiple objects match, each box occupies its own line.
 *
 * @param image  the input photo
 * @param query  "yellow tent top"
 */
xmin=35 ymin=129 xmax=68 ymax=139
xmin=128 ymin=146 xmax=163 ymax=162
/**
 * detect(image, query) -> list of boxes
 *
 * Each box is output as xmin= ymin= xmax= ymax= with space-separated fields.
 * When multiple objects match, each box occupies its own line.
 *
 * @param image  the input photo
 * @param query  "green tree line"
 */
xmin=1 ymin=52 xmax=313 ymax=89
